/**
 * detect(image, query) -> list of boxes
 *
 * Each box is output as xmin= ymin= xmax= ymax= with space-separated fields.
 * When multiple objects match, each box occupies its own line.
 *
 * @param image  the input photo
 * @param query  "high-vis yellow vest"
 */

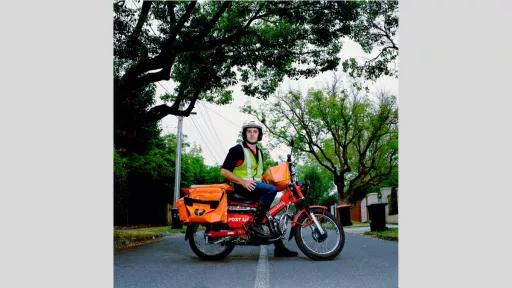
xmin=232 ymin=144 xmax=263 ymax=181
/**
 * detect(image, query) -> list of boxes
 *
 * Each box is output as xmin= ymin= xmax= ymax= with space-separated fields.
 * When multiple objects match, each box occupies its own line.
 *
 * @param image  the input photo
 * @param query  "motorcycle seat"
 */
xmin=227 ymin=192 xmax=258 ymax=204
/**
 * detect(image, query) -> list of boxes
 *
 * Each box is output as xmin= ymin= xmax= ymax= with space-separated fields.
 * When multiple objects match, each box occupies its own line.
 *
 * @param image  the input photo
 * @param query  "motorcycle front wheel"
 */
xmin=187 ymin=224 xmax=235 ymax=260
xmin=294 ymin=211 xmax=345 ymax=260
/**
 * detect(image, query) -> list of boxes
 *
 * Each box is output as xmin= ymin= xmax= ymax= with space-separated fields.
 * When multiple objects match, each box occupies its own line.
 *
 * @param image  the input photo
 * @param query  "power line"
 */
xmin=201 ymin=103 xmax=239 ymax=128
xmin=198 ymin=101 xmax=227 ymax=154
xmin=193 ymin=117 xmax=223 ymax=164
xmin=189 ymin=117 xmax=222 ymax=164
xmin=157 ymin=82 xmax=171 ymax=94
xmin=191 ymin=112 xmax=225 ymax=163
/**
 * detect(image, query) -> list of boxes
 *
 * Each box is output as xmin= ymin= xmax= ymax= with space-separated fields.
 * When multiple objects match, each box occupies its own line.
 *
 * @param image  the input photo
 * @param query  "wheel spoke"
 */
xmin=299 ymin=213 xmax=343 ymax=256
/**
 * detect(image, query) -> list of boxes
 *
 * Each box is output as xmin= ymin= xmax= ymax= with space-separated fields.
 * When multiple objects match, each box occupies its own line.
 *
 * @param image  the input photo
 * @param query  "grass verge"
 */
xmin=114 ymin=225 xmax=186 ymax=250
xmin=363 ymin=227 xmax=398 ymax=242
xmin=347 ymin=221 xmax=370 ymax=228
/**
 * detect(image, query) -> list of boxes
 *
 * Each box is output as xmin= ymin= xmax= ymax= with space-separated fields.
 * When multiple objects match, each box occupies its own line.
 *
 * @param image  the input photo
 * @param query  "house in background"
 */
xmin=361 ymin=187 xmax=398 ymax=224
xmin=332 ymin=187 xmax=398 ymax=225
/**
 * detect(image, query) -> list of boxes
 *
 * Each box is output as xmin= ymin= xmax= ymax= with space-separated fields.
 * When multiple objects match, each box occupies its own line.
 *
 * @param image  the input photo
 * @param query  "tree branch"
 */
xmin=365 ymin=148 xmax=397 ymax=186
xmin=371 ymin=22 xmax=398 ymax=50
xmin=282 ymin=94 xmax=338 ymax=175
xmin=146 ymin=90 xmax=200 ymax=121
xmin=128 ymin=1 xmax=152 ymax=43
xmin=121 ymin=1 xmax=199 ymax=89
xmin=167 ymin=0 xmax=197 ymax=45
xmin=348 ymin=108 xmax=396 ymax=194
xmin=358 ymin=106 xmax=392 ymax=166
xmin=190 ymin=1 xmax=232 ymax=44
xmin=166 ymin=1 xmax=176 ymax=28
xmin=121 ymin=1 xmax=196 ymax=83
xmin=122 ymin=53 xmax=176 ymax=91
xmin=362 ymin=46 xmax=395 ymax=70
xmin=135 ymin=69 xmax=171 ymax=88
xmin=184 ymin=5 xmax=265 ymax=52
xmin=312 ymin=93 xmax=345 ymax=171
xmin=255 ymin=95 xmax=337 ymax=176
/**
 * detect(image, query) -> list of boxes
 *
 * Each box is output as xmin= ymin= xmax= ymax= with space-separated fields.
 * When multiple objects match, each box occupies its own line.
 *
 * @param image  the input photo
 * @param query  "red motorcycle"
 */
xmin=177 ymin=153 xmax=345 ymax=261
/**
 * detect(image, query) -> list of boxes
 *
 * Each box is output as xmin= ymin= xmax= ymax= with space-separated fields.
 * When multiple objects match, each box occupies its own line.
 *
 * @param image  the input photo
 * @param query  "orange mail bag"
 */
xmin=262 ymin=162 xmax=291 ymax=191
xmin=182 ymin=185 xmax=228 ymax=223
xmin=176 ymin=198 xmax=189 ymax=222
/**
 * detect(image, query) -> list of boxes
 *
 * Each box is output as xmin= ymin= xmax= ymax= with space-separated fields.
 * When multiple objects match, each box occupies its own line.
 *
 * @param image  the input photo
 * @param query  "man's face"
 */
xmin=245 ymin=128 xmax=259 ymax=143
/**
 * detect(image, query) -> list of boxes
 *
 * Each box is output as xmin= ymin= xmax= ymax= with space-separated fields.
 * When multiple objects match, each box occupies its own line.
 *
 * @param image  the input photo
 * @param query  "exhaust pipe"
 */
xmin=207 ymin=230 xmax=239 ymax=237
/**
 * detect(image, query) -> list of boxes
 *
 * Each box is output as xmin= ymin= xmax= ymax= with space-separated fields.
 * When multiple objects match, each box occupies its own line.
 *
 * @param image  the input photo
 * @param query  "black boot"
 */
xmin=250 ymin=203 xmax=270 ymax=238
xmin=274 ymin=239 xmax=298 ymax=257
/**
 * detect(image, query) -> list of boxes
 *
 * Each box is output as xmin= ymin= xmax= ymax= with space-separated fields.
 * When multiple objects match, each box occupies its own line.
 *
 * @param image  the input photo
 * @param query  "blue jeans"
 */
xmin=234 ymin=181 xmax=278 ymax=207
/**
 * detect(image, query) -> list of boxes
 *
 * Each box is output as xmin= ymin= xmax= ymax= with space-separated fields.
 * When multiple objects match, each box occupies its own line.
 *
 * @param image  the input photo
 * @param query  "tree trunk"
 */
xmin=334 ymin=175 xmax=347 ymax=204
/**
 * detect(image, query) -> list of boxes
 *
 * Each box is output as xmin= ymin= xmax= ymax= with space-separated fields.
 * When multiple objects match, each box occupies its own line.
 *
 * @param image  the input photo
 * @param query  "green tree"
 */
xmin=114 ymin=132 xmax=226 ymax=225
xmin=114 ymin=133 xmax=177 ymax=225
xmin=114 ymin=0 xmax=362 ymax=152
xmin=261 ymin=146 xmax=278 ymax=171
xmin=204 ymin=166 xmax=225 ymax=184
xmin=244 ymin=81 xmax=398 ymax=203
xmin=342 ymin=0 xmax=399 ymax=80
xmin=180 ymin=144 xmax=225 ymax=187
xmin=298 ymin=163 xmax=337 ymax=206
xmin=114 ymin=149 xmax=130 ymax=224
xmin=348 ymin=165 xmax=398 ymax=203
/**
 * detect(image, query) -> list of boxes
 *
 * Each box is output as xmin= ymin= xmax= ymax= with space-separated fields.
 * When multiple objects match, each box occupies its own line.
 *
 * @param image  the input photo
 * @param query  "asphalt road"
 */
xmin=114 ymin=228 xmax=397 ymax=288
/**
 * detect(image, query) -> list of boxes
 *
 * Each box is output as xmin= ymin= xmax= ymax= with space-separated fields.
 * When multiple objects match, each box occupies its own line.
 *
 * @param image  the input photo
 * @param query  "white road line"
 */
xmin=254 ymin=245 xmax=269 ymax=288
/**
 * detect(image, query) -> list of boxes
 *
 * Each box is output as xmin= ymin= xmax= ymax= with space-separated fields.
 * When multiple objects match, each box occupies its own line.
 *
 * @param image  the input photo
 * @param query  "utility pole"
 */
xmin=170 ymin=109 xmax=196 ymax=228
xmin=174 ymin=115 xmax=183 ymax=206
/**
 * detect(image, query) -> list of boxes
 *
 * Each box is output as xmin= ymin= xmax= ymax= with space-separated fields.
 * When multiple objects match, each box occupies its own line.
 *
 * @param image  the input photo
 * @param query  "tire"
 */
xmin=188 ymin=224 xmax=235 ymax=260
xmin=294 ymin=211 xmax=345 ymax=261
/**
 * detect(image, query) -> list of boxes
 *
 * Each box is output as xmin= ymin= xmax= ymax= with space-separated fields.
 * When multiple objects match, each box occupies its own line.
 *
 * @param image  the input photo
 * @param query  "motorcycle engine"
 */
xmin=275 ymin=213 xmax=292 ymax=237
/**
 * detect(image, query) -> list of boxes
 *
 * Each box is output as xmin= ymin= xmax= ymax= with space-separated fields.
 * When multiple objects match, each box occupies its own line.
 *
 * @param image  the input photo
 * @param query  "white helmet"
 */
xmin=241 ymin=120 xmax=263 ymax=142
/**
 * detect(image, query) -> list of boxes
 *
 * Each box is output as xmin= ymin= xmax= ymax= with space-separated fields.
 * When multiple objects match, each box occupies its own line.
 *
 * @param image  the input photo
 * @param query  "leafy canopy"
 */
xmin=114 ymin=0 xmax=361 ymax=152
xmin=243 ymin=77 xmax=398 ymax=202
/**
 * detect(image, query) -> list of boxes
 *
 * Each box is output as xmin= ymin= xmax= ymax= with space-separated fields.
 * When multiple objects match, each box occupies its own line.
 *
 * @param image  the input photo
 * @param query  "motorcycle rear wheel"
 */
xmin=294 ymin=211 xmax=345 ymax=260
xmin=187 ymin=224 xmax=235 ymax=260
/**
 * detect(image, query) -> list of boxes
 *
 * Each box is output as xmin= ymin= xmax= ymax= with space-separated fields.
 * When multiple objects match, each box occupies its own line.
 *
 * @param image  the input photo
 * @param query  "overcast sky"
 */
xmin=156 ymin=38 xmax=399 ymax=166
